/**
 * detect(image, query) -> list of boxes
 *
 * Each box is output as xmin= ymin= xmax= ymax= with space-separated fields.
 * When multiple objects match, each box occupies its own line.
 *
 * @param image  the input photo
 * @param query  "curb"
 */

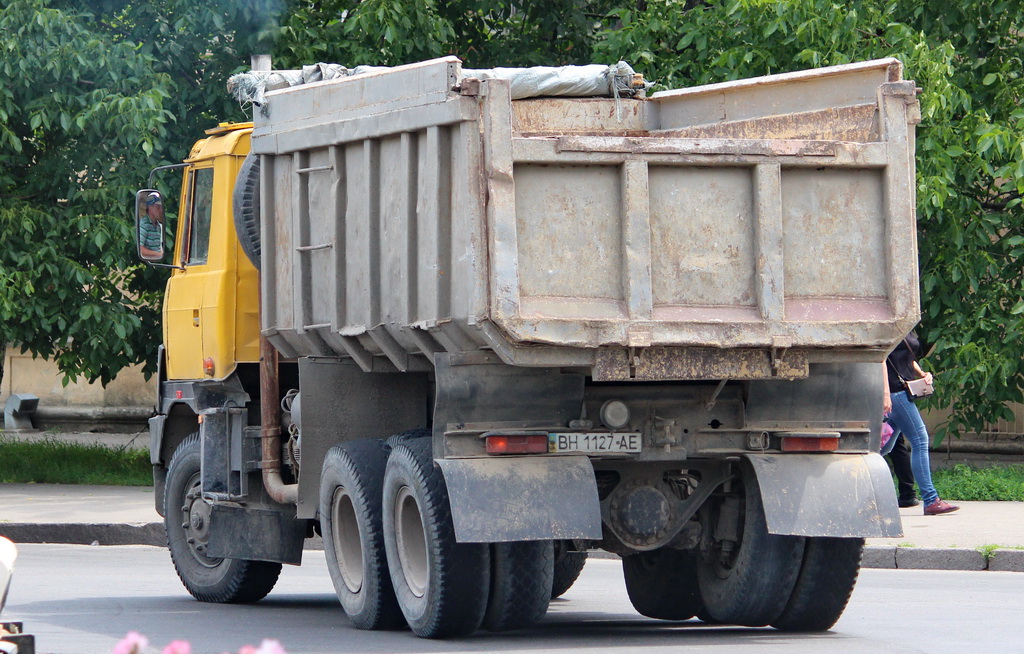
xmin=2 ymin=525 xmax=1022 ymax=572
xmin=860 ymin=545 xmax=1024 ymax=572
xmin=0 ymin=523 xmax=165 ymax=547
xmin=593 ymin=545 xmax=1023 ymax=572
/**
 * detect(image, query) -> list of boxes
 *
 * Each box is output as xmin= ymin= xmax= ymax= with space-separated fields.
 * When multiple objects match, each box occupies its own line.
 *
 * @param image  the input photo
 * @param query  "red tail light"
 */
xmin=485 ymin=434 xmax=549 ymax=455
xmin=781 ymin=436 xmax=839 ymax=452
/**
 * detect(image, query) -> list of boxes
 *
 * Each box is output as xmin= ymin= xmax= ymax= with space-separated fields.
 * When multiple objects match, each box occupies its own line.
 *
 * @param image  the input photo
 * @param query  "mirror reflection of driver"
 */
xmin=139 ymin=192 xmax=164 ymax=258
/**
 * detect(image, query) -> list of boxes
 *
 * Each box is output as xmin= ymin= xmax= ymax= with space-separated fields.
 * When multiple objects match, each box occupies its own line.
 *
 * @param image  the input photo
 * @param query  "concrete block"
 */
xmin=861 ymin=546 xmax=897 ymax=569
xmin=896 ymin=547 xmax=986 ymax=571
xmin=987 ymin=549 xmax=1024 ymax=572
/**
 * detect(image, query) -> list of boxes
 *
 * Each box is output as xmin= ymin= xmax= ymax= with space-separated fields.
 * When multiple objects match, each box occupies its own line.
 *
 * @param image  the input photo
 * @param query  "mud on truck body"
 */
xmin=136 ymin=56 xmax=918 ymax=637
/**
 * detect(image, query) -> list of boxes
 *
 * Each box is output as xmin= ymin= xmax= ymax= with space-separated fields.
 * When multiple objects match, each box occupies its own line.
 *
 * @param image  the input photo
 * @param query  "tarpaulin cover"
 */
xmin=227 ymin=61 xmax=646 ymax=107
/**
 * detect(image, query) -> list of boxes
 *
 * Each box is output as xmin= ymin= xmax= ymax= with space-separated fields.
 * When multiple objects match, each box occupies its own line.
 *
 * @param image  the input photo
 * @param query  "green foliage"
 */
xmin=0 ymin=0 xmax=286 ymax=385
xmin=593 ymin=0 xmax=1024 ymax=442
xmin=0 ymin=0 xmax=172 ymax=384
xmin=931 ymin=463 xmax=1024 ymax=501
xmin=0 ymin=435 xmax=151 ymax=486
xmin=274 ymin=0 xmax=618 ymax=68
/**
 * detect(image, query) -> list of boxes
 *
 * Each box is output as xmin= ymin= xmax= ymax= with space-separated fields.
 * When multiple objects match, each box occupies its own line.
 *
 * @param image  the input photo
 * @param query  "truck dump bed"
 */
xmin=252 ymin=56 xmax=921 ymax=380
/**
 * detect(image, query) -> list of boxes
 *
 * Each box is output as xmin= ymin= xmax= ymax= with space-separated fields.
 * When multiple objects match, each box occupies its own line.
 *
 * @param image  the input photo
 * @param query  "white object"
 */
xmin=0 ymin=537 xmax=16 ymax=615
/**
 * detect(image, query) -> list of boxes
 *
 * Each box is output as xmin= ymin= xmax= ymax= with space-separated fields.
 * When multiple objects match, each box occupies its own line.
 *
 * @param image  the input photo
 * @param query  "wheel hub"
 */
xmin=181 ymin=473 xmax=219 ymax=568
xmin=606 ymin=478 xmax=677 ymax=548
xmin=331 ymin=487 xmax=364 ymax=593
xmin=395 ymin=485 xmax=429 ymax=598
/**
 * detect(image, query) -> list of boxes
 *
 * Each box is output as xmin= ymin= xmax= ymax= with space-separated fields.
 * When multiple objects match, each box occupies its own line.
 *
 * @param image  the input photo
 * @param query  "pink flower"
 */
xmin=162 ymin=641 xmax=192 ymax=654
xmin=113 ymin=631 xmax=149 ymax=654
xmin=234 ymin=641 xmax=287 ymax=654
xmin=254 ymin=641 xmax=286 ymax=654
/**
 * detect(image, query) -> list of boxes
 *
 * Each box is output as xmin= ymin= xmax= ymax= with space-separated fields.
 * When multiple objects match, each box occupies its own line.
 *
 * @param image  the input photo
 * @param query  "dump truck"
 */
xmin=136 ymin=56 xmax=918 ymax=638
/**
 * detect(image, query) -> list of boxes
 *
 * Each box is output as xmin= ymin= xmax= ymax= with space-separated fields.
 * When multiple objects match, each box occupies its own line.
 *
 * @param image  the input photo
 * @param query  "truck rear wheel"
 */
xmin=320 ymin=440 xmax=403 ymax=630
xmin=165 ymin=434 xmax=281 ymax=603
xmin=382 ymin=438 xmax=490 ymax=638
xmin=551 ymin=541 xmax=587 ymax=599
xmin=771 ymin=537 xmax=864 ymax=631
xmin=483 ymin=540 xmax=553 ymax=632
xmin=623 ymin=548 xmax=703 ymax=620
xmin=696 ymin=461 xmax=804 ymax=626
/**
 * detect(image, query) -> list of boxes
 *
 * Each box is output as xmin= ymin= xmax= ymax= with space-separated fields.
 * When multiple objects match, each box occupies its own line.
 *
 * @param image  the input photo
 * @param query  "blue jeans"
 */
xmin=881 ymin=390 xmax=939 ymax=505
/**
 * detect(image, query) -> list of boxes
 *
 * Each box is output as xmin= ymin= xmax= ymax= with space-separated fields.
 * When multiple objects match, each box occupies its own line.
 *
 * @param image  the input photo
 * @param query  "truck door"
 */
xmin=163 ymin=165 xmax=215 ymax=380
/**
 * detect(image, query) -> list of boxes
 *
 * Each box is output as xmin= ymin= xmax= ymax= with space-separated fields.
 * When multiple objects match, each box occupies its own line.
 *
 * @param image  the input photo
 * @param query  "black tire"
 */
xmin=623 ymin=548 xmax=703 ymax=620
xmin=232 ymin=151 xmax=261 ymax=270
xmin=165 ymin=433 xmax=281 ymax=603
xmin=382 ymin=438 xmax=490 ymax=638
xmin=696 ymin=460 xmax=805 ymax=626
xmin=551 ymin=542 xmax=587 ymax=599
xmin=320 ymin=440 xmax=404 ymax=630
xmin=483 ymin=540 xmax=554 ymax=632
xmin=771 ymin=537 xmax=864 ymax=632
xmin=385 ymin=428 xmax=431 ymax=450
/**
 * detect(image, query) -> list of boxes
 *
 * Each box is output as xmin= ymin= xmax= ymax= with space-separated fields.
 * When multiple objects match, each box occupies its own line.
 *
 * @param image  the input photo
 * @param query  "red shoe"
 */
xmin=924 ymin=499 xmax=960 ymax=515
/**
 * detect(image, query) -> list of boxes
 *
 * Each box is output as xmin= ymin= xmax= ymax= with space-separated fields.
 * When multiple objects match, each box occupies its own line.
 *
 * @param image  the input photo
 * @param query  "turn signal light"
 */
xmin=485 ymin=434 xmax=549 ymax=455
xmin=781 ymin=436 xmax=839 ymax=452
xmin=203 ymin=357 xmax=216 ymax=377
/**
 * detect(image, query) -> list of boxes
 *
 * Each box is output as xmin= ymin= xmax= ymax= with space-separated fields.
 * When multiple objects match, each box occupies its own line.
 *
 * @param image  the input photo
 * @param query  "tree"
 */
xmin=0 ymin=0 xmax=172 ymax=387
xmin=274 ymin=0 xmax=1024 ymax=439
xmin=590 ymin=0 xmax=1024 ymax=442
xmin=4 ymin=0 xmax=1022 ymax=443
xmin=274 ymin=0 xmax=619 ymax=68
xmin=0 ymin=0 xmax=286 ymax=387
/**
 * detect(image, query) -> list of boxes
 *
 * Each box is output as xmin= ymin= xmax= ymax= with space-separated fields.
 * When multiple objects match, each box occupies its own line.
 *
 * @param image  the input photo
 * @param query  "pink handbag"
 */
xmin=881 ymin=421 xmax=894 ymax=450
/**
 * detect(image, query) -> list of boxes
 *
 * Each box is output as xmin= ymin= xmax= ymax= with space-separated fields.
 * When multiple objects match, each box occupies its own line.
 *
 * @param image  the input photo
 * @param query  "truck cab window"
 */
xmin=186 ymin=167 xmax=215 ymax=266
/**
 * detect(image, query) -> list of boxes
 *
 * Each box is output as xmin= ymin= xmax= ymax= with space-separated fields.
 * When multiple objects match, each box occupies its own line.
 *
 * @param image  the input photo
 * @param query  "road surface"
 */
xmin=5 ymin=544 xmax=1023 ymax=653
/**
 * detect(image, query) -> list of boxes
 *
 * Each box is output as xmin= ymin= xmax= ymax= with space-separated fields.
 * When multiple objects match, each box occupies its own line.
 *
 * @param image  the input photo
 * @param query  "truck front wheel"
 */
xmin=320 ymin=440 xmax=403 ymax=630
xmin=696 ymin=460 xmax=805 ymax=626
xmin=165 ymin=434 xmax=281 ymax=603
xmin=382 ymin=439 xmax=490 ymax=638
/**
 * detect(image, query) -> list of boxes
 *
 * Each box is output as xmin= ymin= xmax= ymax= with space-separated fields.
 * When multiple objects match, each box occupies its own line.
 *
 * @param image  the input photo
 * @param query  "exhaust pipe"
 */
xmin=260 ymin=332 xmax=298 ymax=505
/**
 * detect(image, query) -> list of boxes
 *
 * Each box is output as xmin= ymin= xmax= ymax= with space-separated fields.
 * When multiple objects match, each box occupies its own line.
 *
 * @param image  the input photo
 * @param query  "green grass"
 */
xmin=931 ymin=463 xmax=1024 ymax=502
xmin=0 ymin=436 xmax=151 ymax=486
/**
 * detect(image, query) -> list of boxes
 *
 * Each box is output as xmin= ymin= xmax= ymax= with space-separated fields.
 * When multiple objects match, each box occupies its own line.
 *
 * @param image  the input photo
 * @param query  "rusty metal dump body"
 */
xmin=252 ymin=56 xmax=920 ymax=379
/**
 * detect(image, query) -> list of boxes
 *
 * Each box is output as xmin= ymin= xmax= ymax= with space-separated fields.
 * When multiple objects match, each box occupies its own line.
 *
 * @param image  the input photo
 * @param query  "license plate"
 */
xmin=548 ymin=432 xmax=642 ymax=454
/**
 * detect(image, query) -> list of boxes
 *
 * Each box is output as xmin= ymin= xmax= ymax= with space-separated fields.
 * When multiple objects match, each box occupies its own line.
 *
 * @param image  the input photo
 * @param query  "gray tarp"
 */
xmin=227 ymin=61 xmax=646 ymax=107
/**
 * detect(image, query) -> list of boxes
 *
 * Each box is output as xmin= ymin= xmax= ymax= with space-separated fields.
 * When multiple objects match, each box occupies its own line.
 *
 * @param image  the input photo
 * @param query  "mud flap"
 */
xmin=746 ymin=453 xmax=902 ymax=538
xmin=437 ymin=456 xmax=602 ymax=543
xmin=206 ymin=504 xmax=306 ymax=565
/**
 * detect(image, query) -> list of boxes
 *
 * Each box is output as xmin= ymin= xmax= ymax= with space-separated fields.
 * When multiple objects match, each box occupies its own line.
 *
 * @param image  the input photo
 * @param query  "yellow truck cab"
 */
xmin=136 ymin=122 xmax=307 ymax=592
xmin=163 ymin=122 xmax=259 ymax=382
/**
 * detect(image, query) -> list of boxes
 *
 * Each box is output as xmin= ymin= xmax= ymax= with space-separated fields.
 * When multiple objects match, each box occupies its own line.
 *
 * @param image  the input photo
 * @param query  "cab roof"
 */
xmin=186 ymin=122 xmax=253 ymax=162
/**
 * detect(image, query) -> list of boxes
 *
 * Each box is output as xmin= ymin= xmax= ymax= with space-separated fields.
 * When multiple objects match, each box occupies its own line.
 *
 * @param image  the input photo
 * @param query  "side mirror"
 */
xmin=136 ymin=189 xmax=166 ymax=262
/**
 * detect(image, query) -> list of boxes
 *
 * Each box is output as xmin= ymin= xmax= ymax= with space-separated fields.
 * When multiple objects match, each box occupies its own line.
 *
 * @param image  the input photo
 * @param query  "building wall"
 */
xmin=1 ymin=346 xmax=155 ymax=408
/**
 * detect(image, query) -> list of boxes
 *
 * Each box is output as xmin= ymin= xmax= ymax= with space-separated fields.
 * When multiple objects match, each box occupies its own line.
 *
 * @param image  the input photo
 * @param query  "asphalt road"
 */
xmin=6 ymin=544 xmax=1024 ymax=654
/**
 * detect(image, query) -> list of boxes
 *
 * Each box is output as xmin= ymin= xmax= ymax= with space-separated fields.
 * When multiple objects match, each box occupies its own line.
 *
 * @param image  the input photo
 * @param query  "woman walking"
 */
xmin=881 ymin=332 xmax=959 ymax=515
